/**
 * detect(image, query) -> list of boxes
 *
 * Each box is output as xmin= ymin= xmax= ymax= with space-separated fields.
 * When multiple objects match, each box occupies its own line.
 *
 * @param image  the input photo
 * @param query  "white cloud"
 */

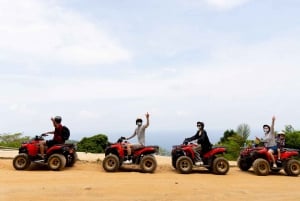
xmin=0 ymin=0 xmax=131 ymax=67
xmin=205 ymin=0 xmax=252 ymax=10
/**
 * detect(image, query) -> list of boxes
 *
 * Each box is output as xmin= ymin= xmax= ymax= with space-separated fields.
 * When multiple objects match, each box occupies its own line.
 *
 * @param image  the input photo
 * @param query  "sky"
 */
xmin=1 ymin=0 xmax=300 ymax=148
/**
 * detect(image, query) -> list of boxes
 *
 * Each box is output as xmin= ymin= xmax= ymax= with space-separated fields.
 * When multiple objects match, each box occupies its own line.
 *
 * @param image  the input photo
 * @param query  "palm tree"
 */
xmin=236 ymin=123 xmax=250 ymax=146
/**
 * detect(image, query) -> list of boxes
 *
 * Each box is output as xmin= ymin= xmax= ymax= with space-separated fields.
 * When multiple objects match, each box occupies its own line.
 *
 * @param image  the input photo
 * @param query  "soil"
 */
xmin=1 ymin=155 xmax=300 ymax=201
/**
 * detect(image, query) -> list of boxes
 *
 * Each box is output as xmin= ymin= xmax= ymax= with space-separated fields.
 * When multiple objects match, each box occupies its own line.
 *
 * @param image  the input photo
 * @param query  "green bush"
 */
xmin=77 ymin=134 xmax=108 ymax=153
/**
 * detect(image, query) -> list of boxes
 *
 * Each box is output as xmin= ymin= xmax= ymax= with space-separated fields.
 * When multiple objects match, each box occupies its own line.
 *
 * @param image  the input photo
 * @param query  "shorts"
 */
xmin=46 ymin=140 xmax=60 ymax=148
xmin=267 ymin=146 xmax=277 ymax=153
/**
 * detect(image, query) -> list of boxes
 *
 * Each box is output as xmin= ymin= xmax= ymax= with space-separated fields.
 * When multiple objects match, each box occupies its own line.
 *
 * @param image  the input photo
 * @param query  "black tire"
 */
xmin=237 ymin=156 xmax=251 ymax=171
xmin=66 ymin=152 xmax=78 ymax=167
xmin=48 ymin=154 xmax=66 ymax=171
xmin=175 ymin=156 xmax=193 ymax=174
xmin=212 ymin=157 xmax=230 ymax=175
xmin=102 ymin=154 xmax=120 ymax=172
xmin=284 ymin=159 xmax=300 ymax=176
xmin=172 ymin=158 xmax=177 ymax=169
xmin=140 ymin=155 xmax=157 ymax=173
xmin=252 ymin=158 xmax=270 ymax=176
xmin=13 ymin=153 xmax=31 ymax=170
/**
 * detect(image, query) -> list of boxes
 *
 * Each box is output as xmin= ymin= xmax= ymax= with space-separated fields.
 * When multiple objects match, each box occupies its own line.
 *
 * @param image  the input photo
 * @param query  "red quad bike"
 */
xmin=237 ymin=145 xmax=300 ymax=176
xmin=102 ymin=137 xmax=159 ymax=173
xmin=13 ymin=134 xmax=77 ymax=171
xmin=171 ymin=140 xmax=230 ymax=175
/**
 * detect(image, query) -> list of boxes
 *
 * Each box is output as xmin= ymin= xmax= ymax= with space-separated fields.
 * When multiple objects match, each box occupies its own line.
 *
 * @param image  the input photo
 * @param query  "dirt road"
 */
xmin=1 ymin=157 xmax=299 ymax=201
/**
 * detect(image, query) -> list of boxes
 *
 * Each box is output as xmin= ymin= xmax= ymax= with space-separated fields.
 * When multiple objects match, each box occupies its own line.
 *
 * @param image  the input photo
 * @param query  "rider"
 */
xmin=184 ymin=121 xmax=212 ymax=166
xmin=256 ymin=116 xmax=277 ymax=168
xmin=125 ymin=112 xmax=150 ymax=163
xmin=276 ymin=131 xmax=286 ymax=162
xmin=39 ymin=116 xmax=65 ymax=159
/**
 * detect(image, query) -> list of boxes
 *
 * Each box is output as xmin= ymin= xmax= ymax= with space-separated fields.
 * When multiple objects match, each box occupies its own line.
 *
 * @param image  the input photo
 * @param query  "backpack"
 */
xmin=61 ymin=126 xmax=70 ymax=141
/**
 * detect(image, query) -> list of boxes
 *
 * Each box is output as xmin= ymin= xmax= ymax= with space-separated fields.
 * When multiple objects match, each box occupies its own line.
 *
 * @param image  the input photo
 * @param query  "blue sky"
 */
xmin=1 ymin=0 xmax=300 ymax=147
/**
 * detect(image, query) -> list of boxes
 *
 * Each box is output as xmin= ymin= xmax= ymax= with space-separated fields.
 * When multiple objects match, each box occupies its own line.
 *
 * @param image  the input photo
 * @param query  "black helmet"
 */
xmin=263 ymin=124 xmax=270 ymax=130
xmin=197 ymin=121 xmax=204 ymax=128
xmin=54 ymin=116 xmax=62 ymax=124
xmin=136 ymin=118 xmax=143 ymax=125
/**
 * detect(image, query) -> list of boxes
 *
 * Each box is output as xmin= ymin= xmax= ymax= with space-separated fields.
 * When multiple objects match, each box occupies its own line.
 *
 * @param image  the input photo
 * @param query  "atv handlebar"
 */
xmin=117 ymin=136 xmax=127 ymax=143
xmin=183 ymin=138 xmax=189 ymax=145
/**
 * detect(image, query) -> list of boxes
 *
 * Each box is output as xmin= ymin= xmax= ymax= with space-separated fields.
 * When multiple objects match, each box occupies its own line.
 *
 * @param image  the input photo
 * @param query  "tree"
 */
xmin=236 ymin=123 xmax=250 ymax=144
xmin=77 ymin=134 xmax=108 ymax=153
xmin=0 ymin=133 xmax=30 ymax=148
xmin=218 ymin=124 xmax=251 ymax=160
xmin=218 ymin=129 xmax=236 ymax=144
xmin=282 ymin=125 xmax=300 ymax=150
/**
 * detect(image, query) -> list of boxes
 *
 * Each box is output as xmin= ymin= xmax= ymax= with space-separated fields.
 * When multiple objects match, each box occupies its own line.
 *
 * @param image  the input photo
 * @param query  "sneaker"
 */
xmin=273 ymin=163 xmax=277 ymax=168
xmin=195 ymin=161 xmax=203 ymax=166
xmin=123 ymin=160 xmax=132 ymax=164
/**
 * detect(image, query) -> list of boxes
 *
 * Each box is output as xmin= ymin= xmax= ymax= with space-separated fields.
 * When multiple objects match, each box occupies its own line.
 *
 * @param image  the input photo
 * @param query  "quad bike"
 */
xmin=102 ymin=137 xmax=159 ymax=173
xmin=13 ymin=134 xmax=77 ymax=171
xmin=237 ymin=144 xmax=300 ymax=176
xmin=171 ymin=140 xmax=229 ymax=175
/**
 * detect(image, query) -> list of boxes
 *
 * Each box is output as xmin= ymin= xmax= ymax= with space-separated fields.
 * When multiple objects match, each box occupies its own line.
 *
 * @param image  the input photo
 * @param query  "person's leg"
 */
xmin=127 ymin=144 xmax=132 ymax=156
xmin=39 ymin=141 xmax=45 ymax=158
xmin=193 ymin=145 xmax=203 ymax=165
xmin=268 ymin=149 xmax=276 ymax=167
xmin=277 ymin=148 xmax=281 ymax=160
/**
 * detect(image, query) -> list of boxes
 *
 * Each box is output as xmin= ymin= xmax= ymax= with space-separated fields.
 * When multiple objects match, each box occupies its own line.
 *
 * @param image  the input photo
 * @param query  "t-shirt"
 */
xmin=53 ymin=124 xmax=64 ymax=143
xmin=263 ymin=132 xmax=276 ymax=147
xmin=128 ymin=125 xmax=148 ymax=146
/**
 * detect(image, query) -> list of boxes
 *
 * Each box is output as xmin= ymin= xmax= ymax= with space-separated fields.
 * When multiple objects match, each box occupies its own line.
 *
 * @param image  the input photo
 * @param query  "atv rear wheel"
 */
xmin=140 ymin=155 xmax=157 ymax=173
xmin=102 ymin=154 xmax=120 ymax=172
xmin=237 ymin=156 xmax=251 ymax=171
xmin=48 ymin=154 xmax=66 ymax=171
xmin=252 ymin=158 xmax=270 ymax=176
xmin=284 ymin=159 xmax=300 ymax=176
xmin=176 ymin=156 xmax=193 ymax=174
xmin=213 ymin=157 xmax=230 ymax=175
xmin=13 ymin=153 xmax=31 ymax=170
xmin=66 ymin=153 xmax=78 ymax=167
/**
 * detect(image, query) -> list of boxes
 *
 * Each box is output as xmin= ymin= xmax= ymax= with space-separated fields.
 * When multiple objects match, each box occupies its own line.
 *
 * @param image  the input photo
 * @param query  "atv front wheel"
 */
xmin=13 ymin=153 xmax=31 ymax=170
xmin=140 ymin=155 xmax=157 ymax=173
xmin=237 ymin=156 xmax=251 ymax=171
xmin=252 ymin=158 xmax=270 ymax=176
xmin=48 ymin=154 xmax=66 ymax=171
xmin=102 ymin=154 xmax=120 ymax=172
xmin=284 ymin=159 xmax=300 ymax=176
xmin=176 ymin=156 xmax=193 ymax=174
xmin=213 ymin=157 xmax=230 ymax=175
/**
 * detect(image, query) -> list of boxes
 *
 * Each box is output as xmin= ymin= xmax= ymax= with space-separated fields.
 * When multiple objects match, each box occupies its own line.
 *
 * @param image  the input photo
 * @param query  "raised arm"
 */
xmin=271 ymin=116 xmax=275 ymax=136
xmin=144 ymin=112 xmax=150 ymax=128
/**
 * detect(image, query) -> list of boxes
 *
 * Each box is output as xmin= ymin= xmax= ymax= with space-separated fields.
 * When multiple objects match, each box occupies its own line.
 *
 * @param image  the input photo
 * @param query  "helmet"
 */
xmin=263 ymin=124 xmax=270 ymax=130
xmin=197 ymin=121 xmax=204 ymax=128
xmin=54 ymin=116 xmax=62 ymax=124
xmin=277 ymin=131 xmax=285 ymax=135
xmin=136 ymin=118 xmax=142 ymax=125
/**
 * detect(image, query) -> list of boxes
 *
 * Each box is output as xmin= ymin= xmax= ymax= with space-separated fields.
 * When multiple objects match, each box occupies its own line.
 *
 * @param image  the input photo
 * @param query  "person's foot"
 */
xmin=123 ymin=160 xmax=132 ymax=164
xmin=195 ymin=161 xmax=203 ymax=166
xmin=273 ymin=163 xmax=277 ymax=168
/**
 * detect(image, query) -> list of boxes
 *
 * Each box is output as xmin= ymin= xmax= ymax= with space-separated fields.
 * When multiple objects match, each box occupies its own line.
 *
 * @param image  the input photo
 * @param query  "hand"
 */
xmin=272 ymin=116 xmax=276 ymax=121
xmin=145 ymin=112 xmax=149 ymax=119
xmin=255 ymin=137 xmax=260 ymax=141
